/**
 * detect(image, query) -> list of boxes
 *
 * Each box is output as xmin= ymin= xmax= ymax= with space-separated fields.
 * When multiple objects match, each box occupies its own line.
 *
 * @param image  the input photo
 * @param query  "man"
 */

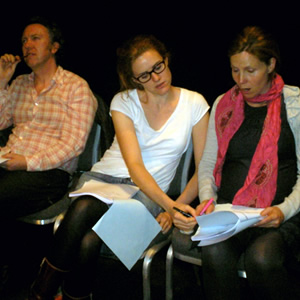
xmin=0 ymin=17 xmax=97 ymax=218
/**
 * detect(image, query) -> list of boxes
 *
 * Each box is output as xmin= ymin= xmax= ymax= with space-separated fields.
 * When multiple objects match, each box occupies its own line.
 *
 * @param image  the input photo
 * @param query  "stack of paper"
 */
xmin=192 ymin=204 xmax=264 ymax=246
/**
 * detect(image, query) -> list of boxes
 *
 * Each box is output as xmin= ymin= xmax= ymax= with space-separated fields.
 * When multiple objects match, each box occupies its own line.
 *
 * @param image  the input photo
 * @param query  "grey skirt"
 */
xmin=75 ymin=171 xmax=164 ymax=218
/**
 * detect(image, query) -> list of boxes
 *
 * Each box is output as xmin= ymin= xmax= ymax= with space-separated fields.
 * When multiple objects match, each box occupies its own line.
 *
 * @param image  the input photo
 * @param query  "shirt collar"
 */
xmin=28 ymin=66 xmax=64 ymax=86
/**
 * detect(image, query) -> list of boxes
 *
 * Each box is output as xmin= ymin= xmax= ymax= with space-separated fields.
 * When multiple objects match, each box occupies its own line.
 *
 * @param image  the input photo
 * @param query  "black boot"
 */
xmin=28 ymin=257 xmax=68 ymax=300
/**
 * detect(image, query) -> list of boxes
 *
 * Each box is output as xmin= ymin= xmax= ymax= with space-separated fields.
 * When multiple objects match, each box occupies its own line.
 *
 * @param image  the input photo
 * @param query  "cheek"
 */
xmin=231 ymin=73 xmax=239 ymax=84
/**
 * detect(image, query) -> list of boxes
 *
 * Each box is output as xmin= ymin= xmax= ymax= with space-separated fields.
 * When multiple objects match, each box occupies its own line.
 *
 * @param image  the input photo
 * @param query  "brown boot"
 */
xmin=28 ymin=257 xmax=68 ymax=300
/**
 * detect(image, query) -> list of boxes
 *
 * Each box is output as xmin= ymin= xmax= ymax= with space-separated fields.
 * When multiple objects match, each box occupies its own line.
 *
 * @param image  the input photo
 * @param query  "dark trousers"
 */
xmin=0 ymin=168 xmax=70 ymax=218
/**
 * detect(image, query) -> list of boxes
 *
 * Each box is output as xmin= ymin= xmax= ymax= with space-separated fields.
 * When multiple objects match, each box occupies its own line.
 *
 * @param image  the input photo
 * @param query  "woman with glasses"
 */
xmin=28 ymin=35 xmax=209 ymax=299
xmin=196 ymin=26 xmax=300 ymax=299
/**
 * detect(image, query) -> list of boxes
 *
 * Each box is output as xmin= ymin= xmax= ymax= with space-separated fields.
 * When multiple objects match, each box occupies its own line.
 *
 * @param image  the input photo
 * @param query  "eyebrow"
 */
xmin=137 ymin=60 xmax=163 ymax=76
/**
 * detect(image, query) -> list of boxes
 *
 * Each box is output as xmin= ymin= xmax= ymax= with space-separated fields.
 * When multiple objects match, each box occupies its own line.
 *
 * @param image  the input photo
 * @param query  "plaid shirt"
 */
xmin=0 ymin=66 xmax=97 ymax=174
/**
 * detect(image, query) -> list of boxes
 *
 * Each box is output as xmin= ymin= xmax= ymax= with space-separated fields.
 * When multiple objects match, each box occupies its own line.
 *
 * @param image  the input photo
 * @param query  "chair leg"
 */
xmin=142 ymin=237 xmax=171 ymax=300
xmin=166 ymin=244 xmax=174 ymax=300
xmin=143 ymin=248 xmax=154 ymax=300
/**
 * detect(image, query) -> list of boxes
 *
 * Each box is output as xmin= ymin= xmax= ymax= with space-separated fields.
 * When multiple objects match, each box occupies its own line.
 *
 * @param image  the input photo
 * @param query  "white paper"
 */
xmin=92 ymin=199 xmax=161 ymax=270
xmin=192 ymin=204 xmax=264 ymax=246
xmin=69 ymin=179 xmax=139 ymax=204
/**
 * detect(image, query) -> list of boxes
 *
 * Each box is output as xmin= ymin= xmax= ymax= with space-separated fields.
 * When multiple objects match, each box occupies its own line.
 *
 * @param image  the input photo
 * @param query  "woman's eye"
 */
xmin=140 ymin=74 xmax=149 ymax=80
xmin=155 ymin=64 xmax=163 ymax=71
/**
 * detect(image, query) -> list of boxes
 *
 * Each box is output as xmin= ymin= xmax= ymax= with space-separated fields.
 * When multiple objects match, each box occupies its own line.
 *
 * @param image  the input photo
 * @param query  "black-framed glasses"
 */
xmin=133 ymin=60 xmax=166 ymax=83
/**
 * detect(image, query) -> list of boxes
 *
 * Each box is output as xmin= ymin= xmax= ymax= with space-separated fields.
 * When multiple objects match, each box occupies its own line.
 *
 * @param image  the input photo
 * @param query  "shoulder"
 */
xmin=180 ymin=87 xmax=207 ymax=103
xmin=283 ymin=85 xmax=300 ymax=103
xmin=56 ymin=67 xmax=90 ymax=88
xmin=111 ymin=89 xmax=137 ymax=105
xmin=211 ymin=93 xmax=225 ymax=112
xmin=179 ymin=88 xmax=210 ymax=112
xmin=110 ymin=90 xmax=140 ymax=117
xmin=283 ymin=85 xmax=300 ymax=124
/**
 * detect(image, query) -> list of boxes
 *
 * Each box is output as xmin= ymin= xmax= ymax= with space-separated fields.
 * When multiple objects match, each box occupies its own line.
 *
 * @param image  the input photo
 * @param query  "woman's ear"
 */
xmin=268 ymin=57 xmax=276 ymax=74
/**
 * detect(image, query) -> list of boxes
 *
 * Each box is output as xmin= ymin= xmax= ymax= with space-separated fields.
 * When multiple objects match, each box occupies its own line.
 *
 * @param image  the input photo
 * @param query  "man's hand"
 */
xmin=1 ymin=153 xmax=27 ymax=170
xmin=0 ymin=54 xmax=21 ymax=89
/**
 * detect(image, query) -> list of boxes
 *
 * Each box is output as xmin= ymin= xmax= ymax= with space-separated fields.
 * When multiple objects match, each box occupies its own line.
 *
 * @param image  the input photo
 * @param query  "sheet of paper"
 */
xmin=69 ymin=179 xmax=139 ymax=204
xmin=92 ymin=199 xmax=161 ymax=270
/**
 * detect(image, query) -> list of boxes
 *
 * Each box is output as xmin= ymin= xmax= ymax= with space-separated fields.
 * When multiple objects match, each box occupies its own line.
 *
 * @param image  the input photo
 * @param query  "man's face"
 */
xmin=21 ymin=23 xmax=58 ymax=71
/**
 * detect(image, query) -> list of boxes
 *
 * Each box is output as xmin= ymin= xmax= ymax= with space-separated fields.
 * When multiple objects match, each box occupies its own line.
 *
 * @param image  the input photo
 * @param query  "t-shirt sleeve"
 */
xmin=110 ymin=91 xmax=136 ymax=121
xmin=191 ymin=91 xmax=210 ymax=125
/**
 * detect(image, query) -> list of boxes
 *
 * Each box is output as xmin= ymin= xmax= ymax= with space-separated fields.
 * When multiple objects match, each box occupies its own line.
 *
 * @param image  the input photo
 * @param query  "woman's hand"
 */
xmin=172 ymin=203 xmax=197 ymax=231
xmin=156 ymin=212 xmax=173 ymax=234
xmin=195 ymin=199 xmax=215 ymax=216
xmin=254 ymin=206 xmax=284 ymax=228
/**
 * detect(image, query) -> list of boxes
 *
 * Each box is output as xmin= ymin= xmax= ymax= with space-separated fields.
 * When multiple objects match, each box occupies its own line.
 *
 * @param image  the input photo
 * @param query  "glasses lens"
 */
xmin=137 ymin=73 xmax=151 ymax=83
xmin=154 ymin=61 xmax=166 ymax=74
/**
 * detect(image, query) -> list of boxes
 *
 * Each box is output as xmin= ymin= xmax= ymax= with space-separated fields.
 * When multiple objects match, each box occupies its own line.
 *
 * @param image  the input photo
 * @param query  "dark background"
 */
xmin=1 ymin=3 xmax=299 ymax=107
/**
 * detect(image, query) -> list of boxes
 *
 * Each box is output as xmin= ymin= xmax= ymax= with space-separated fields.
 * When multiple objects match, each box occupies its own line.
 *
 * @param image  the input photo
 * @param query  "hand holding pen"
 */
xmin=172 ymin=206 xmax=196 ymax=235
xmin=196 ymin=198 xmax=215 ymax=216
xmin=173 ymin=197 xmax=215 ymax=218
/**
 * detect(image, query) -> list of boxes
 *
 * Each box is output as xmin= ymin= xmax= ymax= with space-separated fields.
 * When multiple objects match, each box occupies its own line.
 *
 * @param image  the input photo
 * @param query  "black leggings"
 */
xmin=48 ymin=196 xmax=108 ymax=296
xmin=201 ymin=228 xmax=296 ymax=300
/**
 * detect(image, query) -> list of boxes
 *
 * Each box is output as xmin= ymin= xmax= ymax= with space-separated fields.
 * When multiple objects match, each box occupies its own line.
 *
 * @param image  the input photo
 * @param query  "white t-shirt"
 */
xmin=92 ymin=88 xmax=209 ymax=192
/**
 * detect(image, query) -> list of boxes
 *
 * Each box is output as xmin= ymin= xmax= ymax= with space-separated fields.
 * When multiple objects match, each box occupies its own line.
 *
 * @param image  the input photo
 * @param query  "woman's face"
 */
xmin=132 ymin=49 xmax=171 ymax=95
xmin=230 ymin=51 xmax=276 ymax=99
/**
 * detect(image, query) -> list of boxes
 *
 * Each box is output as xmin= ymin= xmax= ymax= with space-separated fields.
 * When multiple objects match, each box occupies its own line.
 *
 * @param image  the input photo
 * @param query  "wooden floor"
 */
xmin=1 ymin=222 xmax=203 ymax=300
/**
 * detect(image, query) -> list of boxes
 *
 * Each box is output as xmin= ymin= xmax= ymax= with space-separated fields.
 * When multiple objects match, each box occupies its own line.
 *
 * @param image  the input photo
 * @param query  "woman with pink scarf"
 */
xmin=196 ymin=27 xmax=300 ymax=299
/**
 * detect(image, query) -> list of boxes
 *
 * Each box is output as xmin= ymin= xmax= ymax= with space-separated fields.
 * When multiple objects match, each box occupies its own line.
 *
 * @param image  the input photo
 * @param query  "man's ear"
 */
xmin=51 ymin=42 xmax=60 ymax=54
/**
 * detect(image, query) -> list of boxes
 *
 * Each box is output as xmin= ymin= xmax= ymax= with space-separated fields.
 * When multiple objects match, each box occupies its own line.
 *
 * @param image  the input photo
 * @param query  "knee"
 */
xmin=71 ymin=197 xmax=97 ymax=214
xmin=79 ymin=230 xmax=102 ymax=263
xmin=202 ymin=243 xmax=232 ymax=268
xmin=245 ymin=240 xmax=285 ymax=273
xmin=70 ymin=196 xmax=108 ymax=218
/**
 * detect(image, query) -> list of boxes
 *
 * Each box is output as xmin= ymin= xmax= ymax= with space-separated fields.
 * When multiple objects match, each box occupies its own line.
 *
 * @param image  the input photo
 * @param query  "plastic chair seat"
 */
xmin=18 ymin=196 xmax=71 ymax=225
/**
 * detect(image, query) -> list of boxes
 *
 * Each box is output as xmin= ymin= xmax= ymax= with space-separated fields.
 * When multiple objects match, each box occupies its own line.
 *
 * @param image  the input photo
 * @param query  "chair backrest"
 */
xmin=76 ymin=121 xmax=101 ymax=173
xmin=167 ymin=139 xmax=194 ymax=198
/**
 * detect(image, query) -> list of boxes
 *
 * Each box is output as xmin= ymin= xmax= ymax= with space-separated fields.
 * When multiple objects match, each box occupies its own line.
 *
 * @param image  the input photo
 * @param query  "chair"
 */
xmin=142 ymin=138 xmax=194 ymax=300
xmin=165 ymin=228 xmax=247 ymax=300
